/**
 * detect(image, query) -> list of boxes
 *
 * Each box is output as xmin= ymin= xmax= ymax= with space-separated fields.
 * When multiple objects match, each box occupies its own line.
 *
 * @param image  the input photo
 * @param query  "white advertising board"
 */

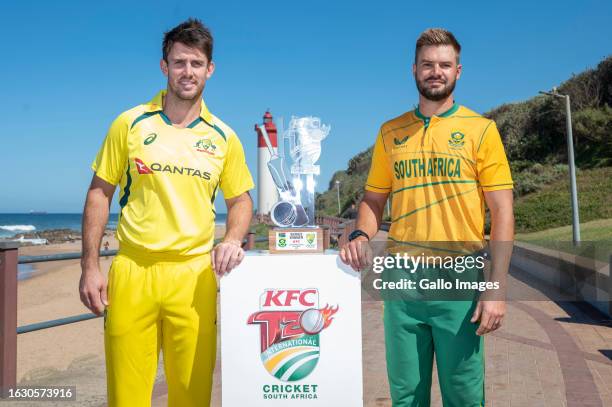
xmin=221 ymin=253 xmax=363 ymax=406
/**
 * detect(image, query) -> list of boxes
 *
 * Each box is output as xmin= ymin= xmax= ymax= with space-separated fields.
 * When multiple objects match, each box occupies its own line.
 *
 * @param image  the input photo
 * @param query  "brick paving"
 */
xmin=6 ymin=287 xmax=609 ymax=407
xmin=149 ymin=278 xmax=612 ymax=407
xmin=8 ymin=269 xmax=608 ymax=407
xmin=6 ymin=239 xmax=610 ymax=407
xmin=5 ymin=290 xmax=608 ymax=407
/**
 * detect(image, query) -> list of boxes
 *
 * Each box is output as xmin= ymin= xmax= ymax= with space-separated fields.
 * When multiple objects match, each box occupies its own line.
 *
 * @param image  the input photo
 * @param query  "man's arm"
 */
xmin=471 ymin=189 xmax=514 ymax=335
xmin=212 ymin=191 xmax=253 ymax=275
xmin=79 ymin=175 xmax=116 ymax=315
xmin=339 ymin=190 xmax=388 ymax=271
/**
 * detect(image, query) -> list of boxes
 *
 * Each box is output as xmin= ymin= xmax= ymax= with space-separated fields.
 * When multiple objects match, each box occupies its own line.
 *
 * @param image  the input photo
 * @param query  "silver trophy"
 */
xmin=259 ymin=116 xmax=330 ymax=227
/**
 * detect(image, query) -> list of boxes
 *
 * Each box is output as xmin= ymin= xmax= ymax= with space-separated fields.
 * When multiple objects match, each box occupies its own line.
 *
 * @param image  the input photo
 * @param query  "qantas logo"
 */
xmin=135 ymin=158 xmax=153 ymax=174
xmin=134 ymin=157 xmax=211 ymax=180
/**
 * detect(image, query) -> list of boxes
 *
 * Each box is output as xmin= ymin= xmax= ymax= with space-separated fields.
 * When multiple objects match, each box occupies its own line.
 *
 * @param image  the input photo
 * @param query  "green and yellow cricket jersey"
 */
xmin=92 ymin=90 xmax=254 ymax=257
xmin=366 ymin=103 xmax=513 ymax=242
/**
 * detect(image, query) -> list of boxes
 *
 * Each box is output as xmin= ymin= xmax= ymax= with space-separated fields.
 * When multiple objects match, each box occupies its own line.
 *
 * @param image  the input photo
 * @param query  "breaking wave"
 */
xmin=0 ymin=225 xmax=36 ymax=232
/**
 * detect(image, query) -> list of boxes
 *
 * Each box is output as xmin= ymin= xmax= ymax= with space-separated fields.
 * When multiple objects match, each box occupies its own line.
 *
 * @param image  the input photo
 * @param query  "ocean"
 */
xmin=1 ymin=212 xmax=228 ymax=280
xmin=0 ymin=212 xmax=228 ymax=239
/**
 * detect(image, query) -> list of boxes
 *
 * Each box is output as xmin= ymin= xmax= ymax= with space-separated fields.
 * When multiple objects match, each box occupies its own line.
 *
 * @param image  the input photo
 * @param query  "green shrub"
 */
xmin=514 ymin=167 xmax=612 ymax=232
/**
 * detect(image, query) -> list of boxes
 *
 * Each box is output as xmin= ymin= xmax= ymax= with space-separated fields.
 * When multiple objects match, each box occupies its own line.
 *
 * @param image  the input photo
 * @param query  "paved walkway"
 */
xmin=6 ymin=262 xmax=611 ymax=406
xmin=149 ymin=268 xmax=612 ymax=407
xmin=359 ymin=297 xmax=612 ymax=407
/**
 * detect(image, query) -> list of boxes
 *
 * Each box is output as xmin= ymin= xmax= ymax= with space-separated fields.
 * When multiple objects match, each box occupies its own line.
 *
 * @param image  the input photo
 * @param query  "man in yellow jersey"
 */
xmin=341 ymin=28 xmax=514 ymax=406
xmin=79 ymin=19 xmax=254 ymax=407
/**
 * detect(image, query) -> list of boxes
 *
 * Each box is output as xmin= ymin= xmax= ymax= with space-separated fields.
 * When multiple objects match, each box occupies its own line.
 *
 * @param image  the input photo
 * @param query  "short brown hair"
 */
xmin=163 ymin=18 xmax=213 ymax=62
xmin=415 ymin=28 xmax=461 ymax=64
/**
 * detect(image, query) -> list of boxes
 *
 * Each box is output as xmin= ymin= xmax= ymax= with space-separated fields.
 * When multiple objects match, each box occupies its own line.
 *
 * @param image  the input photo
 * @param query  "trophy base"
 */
xmin=268 ymin=227 xmax=326 ymax=254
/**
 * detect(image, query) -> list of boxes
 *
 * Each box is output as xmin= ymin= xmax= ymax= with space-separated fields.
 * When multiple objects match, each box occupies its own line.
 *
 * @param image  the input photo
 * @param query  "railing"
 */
xmin=0 ymin=231 xmax=267 ymax=394
xmin=0 ymin=241 xmax=18 ymax=396
xmin=0 ymin=220 xmax=367 ymax=394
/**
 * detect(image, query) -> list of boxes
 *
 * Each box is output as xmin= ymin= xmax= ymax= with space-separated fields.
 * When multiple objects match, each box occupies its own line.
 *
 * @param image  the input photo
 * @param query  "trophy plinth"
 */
xmin=268 ymin=227 xmax=325 ymax=254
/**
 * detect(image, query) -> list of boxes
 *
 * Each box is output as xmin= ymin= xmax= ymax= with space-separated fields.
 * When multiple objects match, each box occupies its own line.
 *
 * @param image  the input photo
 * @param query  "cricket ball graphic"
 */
xmin=300 ymin=308 xmax=325 ymax=335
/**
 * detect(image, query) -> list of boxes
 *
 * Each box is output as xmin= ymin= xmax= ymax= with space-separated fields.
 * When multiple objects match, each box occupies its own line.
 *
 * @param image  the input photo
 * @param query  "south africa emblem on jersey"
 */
xmin=448 ymin=131 xmax=465 ymax=149
xmin=247 ymin=289 xmax=339 ymax=382
xmin=194 ymin=138 xmax=217 ymax=155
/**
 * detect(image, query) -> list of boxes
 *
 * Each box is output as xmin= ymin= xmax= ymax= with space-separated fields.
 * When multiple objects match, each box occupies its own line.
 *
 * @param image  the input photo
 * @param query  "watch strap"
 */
xmin=348 ymin=229 xmax=370 ymax=242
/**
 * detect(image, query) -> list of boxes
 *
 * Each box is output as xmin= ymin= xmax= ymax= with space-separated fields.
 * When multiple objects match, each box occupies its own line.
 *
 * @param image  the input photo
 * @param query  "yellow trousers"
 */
xmin=104 ymin=251 xmax=217 ymax=406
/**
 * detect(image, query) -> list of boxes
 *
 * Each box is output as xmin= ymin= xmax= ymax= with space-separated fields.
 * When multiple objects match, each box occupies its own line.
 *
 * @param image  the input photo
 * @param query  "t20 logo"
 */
xmin=247 ymin=289 xmax=339 ymax=381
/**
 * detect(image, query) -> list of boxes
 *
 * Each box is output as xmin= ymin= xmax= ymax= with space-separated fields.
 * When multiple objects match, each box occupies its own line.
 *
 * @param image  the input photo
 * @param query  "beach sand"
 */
xmin=10 ymin=225 xmax=226 ymax=406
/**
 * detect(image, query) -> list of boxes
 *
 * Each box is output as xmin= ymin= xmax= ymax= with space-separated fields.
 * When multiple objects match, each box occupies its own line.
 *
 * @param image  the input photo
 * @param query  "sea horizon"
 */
xmin=0 ymin=212 xmax=229 ymax=238
xmin=3 ymin=212 xmax=229 ymax=280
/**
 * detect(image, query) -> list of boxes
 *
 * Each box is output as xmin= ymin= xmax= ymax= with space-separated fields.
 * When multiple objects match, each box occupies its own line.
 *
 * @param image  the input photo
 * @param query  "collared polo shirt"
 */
xmin=92 ymin=90 xmax=254 ymax=256
xmin=366 ymin=103 xmax=513 ymax=243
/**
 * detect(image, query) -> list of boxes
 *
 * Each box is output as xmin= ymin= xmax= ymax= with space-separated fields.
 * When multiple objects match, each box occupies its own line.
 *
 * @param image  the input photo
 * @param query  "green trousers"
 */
xmin=384 ymin=300 xmax=484 ymax=407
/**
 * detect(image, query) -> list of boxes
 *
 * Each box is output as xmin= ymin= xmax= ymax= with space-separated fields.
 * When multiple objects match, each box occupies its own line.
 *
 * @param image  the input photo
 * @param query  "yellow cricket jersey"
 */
xmin=366 ymin=103 xmax=513 ymax=243
xmin=92 ymin=90 xmax=254 ymax=257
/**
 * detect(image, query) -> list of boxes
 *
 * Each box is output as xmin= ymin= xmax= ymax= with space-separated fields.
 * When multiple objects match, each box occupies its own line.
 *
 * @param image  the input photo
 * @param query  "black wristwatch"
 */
xmin=348 ymin=229 xmax=370 ymax=242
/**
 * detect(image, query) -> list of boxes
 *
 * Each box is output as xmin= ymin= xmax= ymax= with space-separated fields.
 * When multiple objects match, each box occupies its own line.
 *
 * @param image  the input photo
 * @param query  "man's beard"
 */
xmin=169 ymin=79 xmax=204 ymax=101
xmin=415 ymin=76 xmax=456 ymax=102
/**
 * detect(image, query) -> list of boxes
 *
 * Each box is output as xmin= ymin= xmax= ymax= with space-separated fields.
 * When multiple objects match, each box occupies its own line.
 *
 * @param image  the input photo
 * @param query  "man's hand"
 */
xmin=212 ymin=239 xmax=245 ymax=275
xmin=80 ymin=174 xmax=114 ymax=316
xmin=339 ymin=237 xmax=372 ymax=271
xmin=79 ymin=265 xmax=108 ymax=316
xmin=471 ymin=300 xmax=505 ymax=336
xmin=338 ymin=191 xmax=386 ymax=271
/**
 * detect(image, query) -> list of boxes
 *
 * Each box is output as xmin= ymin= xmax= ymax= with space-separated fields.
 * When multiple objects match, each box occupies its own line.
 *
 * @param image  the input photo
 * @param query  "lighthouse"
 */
xmin=255 ymin=111 xmax=280 ymax=216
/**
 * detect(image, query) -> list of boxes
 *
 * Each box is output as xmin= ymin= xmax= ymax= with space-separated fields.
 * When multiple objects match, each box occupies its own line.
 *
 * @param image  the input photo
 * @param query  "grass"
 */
xmin=515 ymin=218 xmax=612 ymax=262
xmin=516 ymin=218 xmax=612 ymax=242
xmin=514 ymin=167 xmax=612 ymax=262
xmin=514 ymin=167 xmax=612 ymax=233
xmin=250 ymin=222 xmax=270 ymax=250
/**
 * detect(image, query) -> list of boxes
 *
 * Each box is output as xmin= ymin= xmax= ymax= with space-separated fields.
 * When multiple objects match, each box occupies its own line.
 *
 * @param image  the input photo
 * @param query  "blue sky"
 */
xmin=1 ymin=0 xmax=610 ymax=213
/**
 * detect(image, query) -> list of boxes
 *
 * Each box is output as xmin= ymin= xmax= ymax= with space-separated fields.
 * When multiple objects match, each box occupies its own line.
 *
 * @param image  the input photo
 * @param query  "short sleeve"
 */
xmin=220 ymin=133 xmax=255 ymax=199
xmin=91 ymin=113 xmax=129 ymax=185
xmin=476 ymin=121 xmax=513 ymax=191
xmin=365 ymin=130 xmax=392 ymax=193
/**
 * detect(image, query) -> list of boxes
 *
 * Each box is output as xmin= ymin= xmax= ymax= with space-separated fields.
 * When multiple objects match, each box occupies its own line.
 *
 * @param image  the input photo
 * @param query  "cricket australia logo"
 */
xmin=194 ymin=138 xmax=217 ymax=155
xmin=448 ymin=131 xmax=465 ymax=149
xmin=247 ymin=289 xmax=339 ymax=382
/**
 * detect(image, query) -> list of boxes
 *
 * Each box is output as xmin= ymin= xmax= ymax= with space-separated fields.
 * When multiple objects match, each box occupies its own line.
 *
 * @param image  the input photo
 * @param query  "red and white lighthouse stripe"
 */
xmin=255 ymin=111 xmax=279 ymax=215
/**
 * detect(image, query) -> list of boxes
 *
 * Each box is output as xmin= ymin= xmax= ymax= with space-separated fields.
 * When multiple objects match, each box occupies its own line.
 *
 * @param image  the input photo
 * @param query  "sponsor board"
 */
xmin=221 ymin=255 xmax=362 ymax=406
